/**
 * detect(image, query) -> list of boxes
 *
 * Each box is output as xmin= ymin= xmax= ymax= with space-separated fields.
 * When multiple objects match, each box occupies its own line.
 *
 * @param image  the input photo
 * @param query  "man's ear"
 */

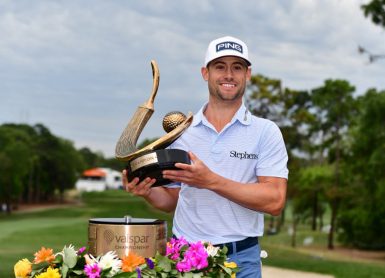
xmin=201 ymin=67 xmax=209 ymax=81
xmin=246 ymin=67 xmax=252 ymax=81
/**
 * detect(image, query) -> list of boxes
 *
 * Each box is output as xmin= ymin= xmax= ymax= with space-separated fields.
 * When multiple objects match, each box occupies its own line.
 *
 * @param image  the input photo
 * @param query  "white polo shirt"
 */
xmin=167 ymin=103 xmax=288 ymax=244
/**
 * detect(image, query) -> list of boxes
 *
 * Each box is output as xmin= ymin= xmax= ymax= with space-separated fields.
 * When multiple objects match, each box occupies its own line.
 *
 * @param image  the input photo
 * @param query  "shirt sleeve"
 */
xmin=255 ymin=121 xmax=289 ymax=179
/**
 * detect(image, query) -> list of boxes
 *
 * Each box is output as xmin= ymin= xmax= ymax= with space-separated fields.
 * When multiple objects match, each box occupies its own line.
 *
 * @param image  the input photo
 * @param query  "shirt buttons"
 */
xmin=211 ymin=144 xmax=223 ymax=162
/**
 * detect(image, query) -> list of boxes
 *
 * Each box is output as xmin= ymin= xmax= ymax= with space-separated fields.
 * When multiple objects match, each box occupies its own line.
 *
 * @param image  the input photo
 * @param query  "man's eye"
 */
xmin=215 ymin=65 xmax=225 ymax=70
xmin=233 ymin=65 xmax=243 ymax=71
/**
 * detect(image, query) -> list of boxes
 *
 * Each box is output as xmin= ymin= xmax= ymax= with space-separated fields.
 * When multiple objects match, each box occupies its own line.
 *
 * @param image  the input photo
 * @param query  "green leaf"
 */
xmin=112 ymin=272 xmax=137 ymax=278
xmin=72 ymin=269 xmax=84 ymax=275
xmin=155 ymin=254 xmax=172 ymax=272
xmin=218 ymin=265 xmax=232 ymax=275
xmin=160 ymin=273 xmax=169 ymax=278
xmin=31 ymin=261 xmax=49 ymax=271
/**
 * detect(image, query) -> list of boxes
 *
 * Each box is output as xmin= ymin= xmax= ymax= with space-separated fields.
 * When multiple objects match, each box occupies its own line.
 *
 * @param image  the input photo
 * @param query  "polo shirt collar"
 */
xmin=192 ymin=102 xmax=251 ymax=127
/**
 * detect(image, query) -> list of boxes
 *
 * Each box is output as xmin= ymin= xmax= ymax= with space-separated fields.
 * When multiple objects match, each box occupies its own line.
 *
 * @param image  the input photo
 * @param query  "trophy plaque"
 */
xmin=115 ymin=60 xmax=193 ymax=186
xmin=88 ymin=216 xmax=167 ymax=258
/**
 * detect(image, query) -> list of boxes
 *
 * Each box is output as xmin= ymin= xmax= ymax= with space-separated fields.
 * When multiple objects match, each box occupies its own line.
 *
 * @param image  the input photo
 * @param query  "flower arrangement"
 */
xmin=14 ymin=238 xmax=238 ymax=278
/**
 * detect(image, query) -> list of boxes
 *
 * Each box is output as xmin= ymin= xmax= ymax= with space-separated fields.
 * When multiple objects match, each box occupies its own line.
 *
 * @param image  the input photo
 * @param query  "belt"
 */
xmin=214 ymin=237 xmax=259 ymax=254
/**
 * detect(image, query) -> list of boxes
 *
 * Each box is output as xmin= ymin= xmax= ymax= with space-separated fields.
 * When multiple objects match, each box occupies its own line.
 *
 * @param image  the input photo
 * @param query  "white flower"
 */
xmin=98 ymin=251 xmax=122 ymax=277
xmin=55 ymin=244 xmax=75 ymax=257
xmin=55 ymin=245 xmax=78 ymax=269
xmin=260 ymin=250 xmax=268 ymax=259
xmin=205 ymin=244 xmax=220 ymax=257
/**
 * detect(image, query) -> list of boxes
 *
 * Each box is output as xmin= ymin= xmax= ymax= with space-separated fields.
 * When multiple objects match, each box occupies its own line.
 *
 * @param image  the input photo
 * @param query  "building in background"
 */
xmin=75 ymin=168 xmax=122 ymax=192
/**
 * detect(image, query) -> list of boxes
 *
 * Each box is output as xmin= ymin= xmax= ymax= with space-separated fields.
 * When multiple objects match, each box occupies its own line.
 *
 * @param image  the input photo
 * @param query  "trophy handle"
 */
xmin=115 ymin=60 xmax=160 ymax=158
xmin=148 ymin=60 xmax=160 ymax=108
xmin=116 ymin=112 xmax=193 ymax=161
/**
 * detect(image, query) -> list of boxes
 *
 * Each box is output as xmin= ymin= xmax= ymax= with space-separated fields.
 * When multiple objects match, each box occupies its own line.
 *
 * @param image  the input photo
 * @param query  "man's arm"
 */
xmin=208 ymin=175 xmax=287 ymax=216
xmin=122 ymin=170 xmax=180 ymax=213
xmin=162 ymin=152 xmax=287 ymax=215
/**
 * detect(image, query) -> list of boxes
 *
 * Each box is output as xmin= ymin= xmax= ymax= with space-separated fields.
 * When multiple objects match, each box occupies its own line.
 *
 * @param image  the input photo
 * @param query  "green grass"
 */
xmin=259 ymin=221 xmax=385 ymax=277
xmin=1 ymin=190 xmax=385 ymax=278
xmin=260 ymin=243 xmax=385 ymax=278
xmin=0 ymin=190 xmax=173 ymax=278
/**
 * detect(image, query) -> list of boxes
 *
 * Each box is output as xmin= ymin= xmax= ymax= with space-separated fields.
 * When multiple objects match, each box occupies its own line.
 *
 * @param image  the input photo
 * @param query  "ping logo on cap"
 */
xmin=216 ymin=41 xmax=243 ymax=53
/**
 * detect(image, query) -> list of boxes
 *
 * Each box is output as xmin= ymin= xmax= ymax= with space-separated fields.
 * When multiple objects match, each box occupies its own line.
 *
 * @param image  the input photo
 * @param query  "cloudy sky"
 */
xmin=1 ymin=0 xmax=384 ymax=157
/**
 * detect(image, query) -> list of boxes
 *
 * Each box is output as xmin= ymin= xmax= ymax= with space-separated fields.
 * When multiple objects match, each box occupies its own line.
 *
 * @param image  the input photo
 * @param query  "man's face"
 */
xmin=202 ymin=56 xmax=251 ymax=102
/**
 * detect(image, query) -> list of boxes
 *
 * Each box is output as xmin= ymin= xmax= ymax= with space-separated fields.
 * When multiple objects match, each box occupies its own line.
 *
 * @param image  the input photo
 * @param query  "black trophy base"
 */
xmin=126 ymin=149 xmax=190 ymax=187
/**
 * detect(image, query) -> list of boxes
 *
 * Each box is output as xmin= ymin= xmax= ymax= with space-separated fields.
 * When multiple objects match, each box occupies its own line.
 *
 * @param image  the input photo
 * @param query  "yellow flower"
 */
xmin=34 ymin=247 xmax=55 ymax=264
xmin=224 ymin=261 xmax=237 ymax=268
xmin=14 ymin=258 xmax=32 ymax=278
xmin=35 ymin=267 xmax=61 ymax=278
xmin=224 ymin=262 xmax=237 ymax=278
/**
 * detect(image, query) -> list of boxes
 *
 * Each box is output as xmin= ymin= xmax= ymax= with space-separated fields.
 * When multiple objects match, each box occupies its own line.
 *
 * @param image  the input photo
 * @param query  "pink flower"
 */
xmin=84 ymin=263 xmax=101 ymax=278
xmin=184 ymin=242 xmax=208 ymax=270
xmin=166 ymin=237 xmax=188 ymax=261
xmin=77 ymin=247 xmax=86 ymax=255
xmin=176 ymin=259 xmax=192 ymax=272
xmin=176 ymin=241 xmax=209 ymax=272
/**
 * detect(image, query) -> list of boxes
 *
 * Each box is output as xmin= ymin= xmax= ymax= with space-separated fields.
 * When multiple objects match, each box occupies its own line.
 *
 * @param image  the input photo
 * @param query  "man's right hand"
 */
xmin=122 ymin=169 xmax=156 ymax=198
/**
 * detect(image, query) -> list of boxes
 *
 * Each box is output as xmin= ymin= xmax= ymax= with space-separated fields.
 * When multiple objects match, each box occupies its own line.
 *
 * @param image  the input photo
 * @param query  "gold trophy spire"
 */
xmin=115 ymin=60 xmax=192 ymax=162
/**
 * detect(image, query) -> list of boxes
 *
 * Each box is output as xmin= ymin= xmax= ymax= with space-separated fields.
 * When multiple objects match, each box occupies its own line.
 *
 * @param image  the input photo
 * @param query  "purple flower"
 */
xmin=145 ymin=258 xmax=154 ymax=269
xmin=84 ymin=263 xmax=101 ymax=278
xmin=136 ymin=267 xmax=141 ymax=278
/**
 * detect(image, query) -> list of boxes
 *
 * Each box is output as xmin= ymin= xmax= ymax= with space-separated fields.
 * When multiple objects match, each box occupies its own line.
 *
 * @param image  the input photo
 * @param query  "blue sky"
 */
xmin=1 ymin=0 xmax=384 ymax=157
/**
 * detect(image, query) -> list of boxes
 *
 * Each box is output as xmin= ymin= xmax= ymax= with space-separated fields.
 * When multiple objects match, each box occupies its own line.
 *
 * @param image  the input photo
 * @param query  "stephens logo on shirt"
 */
xmin=229 ymin=150 xmax=258 ymax=160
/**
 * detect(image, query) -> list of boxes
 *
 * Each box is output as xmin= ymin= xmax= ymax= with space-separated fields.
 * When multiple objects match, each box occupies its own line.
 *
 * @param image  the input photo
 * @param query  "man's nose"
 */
xmin=224 ymin=67 xmax=234 ymax=78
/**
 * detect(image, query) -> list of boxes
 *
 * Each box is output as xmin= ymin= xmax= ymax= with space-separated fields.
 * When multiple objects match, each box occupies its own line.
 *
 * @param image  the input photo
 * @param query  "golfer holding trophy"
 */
xmin=121 ymin=36 xmax=289 ymax=278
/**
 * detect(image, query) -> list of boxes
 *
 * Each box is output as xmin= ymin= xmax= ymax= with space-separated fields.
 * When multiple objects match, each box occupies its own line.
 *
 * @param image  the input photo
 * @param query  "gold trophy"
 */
xmin=115 ymin=60 xmax=193 ymax=186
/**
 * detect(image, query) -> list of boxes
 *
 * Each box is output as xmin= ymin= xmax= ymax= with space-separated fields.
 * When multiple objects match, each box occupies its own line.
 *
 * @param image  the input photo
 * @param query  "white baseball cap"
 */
xmin=204 ymin=36 xmax=251 ymax=67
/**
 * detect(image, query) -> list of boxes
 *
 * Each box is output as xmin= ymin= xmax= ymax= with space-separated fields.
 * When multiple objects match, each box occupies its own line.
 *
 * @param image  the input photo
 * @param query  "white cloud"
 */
xmin=1 ymin=0 xmax=384 ymax=157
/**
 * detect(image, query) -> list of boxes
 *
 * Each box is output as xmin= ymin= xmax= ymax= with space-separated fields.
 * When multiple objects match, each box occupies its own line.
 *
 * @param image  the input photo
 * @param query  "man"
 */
xmin=123 ymin=36 xmax=288 ymax=277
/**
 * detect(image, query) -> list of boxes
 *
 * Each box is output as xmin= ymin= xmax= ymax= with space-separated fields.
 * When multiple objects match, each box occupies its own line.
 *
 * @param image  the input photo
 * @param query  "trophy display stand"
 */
xmin=88 ymin=217 xmax=167 ymax=258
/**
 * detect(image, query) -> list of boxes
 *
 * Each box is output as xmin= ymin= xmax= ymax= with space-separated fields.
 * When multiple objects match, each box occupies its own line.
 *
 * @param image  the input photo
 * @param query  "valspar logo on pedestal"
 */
xmin=103 ymin=229 xmax=150 ymax=251
xmin=103 ymin=229 xmax=115 ymax=244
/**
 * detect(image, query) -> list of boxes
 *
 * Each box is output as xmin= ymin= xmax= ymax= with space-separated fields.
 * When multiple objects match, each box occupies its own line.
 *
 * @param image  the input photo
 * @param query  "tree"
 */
xmin=0 ymin=123 xmax=86 ymax=210
xmin=310 ymin=79 xmax=357 ymax=249
xmin=288 ymin=164 xmax=332 ymax=247
xmin=246 ymin=74 xmax=314 ymax=231
xmin=362 ymin=0 xmax=385 ymax=28
xmin=246 ymin=74 xmax=314 ymax=156
xmin=339 ymin=89 xmax=385 ymax=249
xmin=0 ymin=125 xmax=34 ymax=213
xmin=52 ymin=138 xmax=84 ymax=202
xmin=359 ymin=1 xmax=385 ymax=63
xmin=78 ymin=147 xmax=105 ymax=169
xmin=246 ymin=74 xmax=283 ymax=121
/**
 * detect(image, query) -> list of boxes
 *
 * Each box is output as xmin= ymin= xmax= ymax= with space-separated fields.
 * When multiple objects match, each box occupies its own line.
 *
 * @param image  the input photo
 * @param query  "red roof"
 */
xmin=82 ymin=168 xmax=106 ymax=177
